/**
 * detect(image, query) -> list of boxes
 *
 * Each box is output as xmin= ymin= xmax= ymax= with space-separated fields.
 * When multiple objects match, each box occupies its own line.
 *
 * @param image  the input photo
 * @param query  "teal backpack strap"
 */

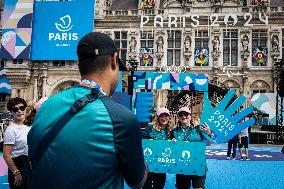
xmin=31 ymin=88 xmax=101 ymax=168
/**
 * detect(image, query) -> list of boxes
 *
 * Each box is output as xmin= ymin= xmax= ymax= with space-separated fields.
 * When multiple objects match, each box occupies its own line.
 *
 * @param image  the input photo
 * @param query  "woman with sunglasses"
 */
xmin=172 ymin=107 xmax=211 ymax=189
xmin=3 ymin=97 xmax=30 ymax=189
xmin=142 ymin=107 xmax=173 ymax=189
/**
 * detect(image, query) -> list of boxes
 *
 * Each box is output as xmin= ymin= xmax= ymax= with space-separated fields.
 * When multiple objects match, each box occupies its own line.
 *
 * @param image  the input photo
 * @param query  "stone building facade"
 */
xmin=0 ymin=0 xmax=284 ymax=113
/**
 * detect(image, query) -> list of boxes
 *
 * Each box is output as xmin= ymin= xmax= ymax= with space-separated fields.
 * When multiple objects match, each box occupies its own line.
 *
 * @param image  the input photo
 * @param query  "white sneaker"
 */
xmin=232 ymin=158 xmax=236 ymax=160
xmin=240 ymin=157 xmax=244 ymax=160
xmin=246 ymin=158 xmax=250 ymax=160
xmin=226 ymin=157 xmax=230 ymax=160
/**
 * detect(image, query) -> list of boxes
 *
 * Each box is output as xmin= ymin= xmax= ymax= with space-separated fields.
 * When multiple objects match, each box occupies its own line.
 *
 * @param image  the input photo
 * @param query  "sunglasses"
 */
xmin=178 ymin=112 xmax=190 ymax=117
xmin=11 ymin=106 xmax=26 ymax=113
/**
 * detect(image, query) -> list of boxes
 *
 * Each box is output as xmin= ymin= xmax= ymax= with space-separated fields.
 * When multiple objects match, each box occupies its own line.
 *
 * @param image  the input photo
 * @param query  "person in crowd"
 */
xmin=28 ymin=32 xmax=147 ymax=189
xmin=142 ymin=107 xmax=172 ymax=189
xmin=23 ymin=101 xmax=37 ymax=126
xmin=226 ymin=134 xmax=239 ymax=160
xmin=239 ymin=127 xmax=250 ymax=160
xmin=3 ymin=97 xmax=30 ymax=189
xmin=172 ymin=107 xmax=212 ymax=189
xmin=3 ymin=118 xmax=11 ymax=131
xmin=35 ymin=97 xmax=48 ymax=112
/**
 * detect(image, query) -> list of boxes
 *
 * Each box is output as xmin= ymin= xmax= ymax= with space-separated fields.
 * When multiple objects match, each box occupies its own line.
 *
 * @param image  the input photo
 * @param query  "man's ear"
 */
xmin=110 ymin=53 xmax=117 ymax=71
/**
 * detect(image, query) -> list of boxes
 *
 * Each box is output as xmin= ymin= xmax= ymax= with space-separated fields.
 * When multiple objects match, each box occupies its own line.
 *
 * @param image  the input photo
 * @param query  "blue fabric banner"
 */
xmin=111 ymin=92 xmax=131 ymax=110
xmin=142 ymin=140 xmax=206 ymax=176
xmin=31 ymin=0 xmax=95 ymax=60
xmin=136 ymin=92 xmax=153 ymax=123
xmin=0 ymin=67 xmax=12 ymax=94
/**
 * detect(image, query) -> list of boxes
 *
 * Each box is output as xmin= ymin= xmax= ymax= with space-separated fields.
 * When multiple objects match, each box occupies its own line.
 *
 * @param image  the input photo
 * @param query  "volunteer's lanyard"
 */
xmin=81 ymin=79 xmax=106 ymax=96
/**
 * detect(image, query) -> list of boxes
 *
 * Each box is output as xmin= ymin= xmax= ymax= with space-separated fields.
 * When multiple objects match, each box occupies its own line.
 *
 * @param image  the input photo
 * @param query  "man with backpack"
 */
xmin=28 ymin=32 xmax=148 ymax=189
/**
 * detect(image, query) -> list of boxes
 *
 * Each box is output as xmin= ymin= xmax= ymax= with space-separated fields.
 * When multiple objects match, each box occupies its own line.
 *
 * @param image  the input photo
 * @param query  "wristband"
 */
xmin=14 ymin=170 xmax=20 ymax=176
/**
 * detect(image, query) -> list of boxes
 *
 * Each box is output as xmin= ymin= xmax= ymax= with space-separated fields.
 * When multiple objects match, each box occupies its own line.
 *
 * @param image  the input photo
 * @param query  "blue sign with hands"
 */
xmin=201 ymin=89 xmax=255 ymax=144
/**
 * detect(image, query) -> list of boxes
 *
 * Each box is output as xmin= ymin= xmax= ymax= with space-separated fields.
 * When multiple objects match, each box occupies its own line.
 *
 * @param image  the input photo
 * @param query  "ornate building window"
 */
xmin=0 ymin=94 xmax=7 ymax=102
xmin=167 ymin=31 xmax=181 ymax=66
xmin=53 ymin=60 xmax=65 ymax=66
xmin=140 ymin=31 xmax=154 ymax=67
xmin=223 ymin=29 xmax=238 ymax=66
xmin=251 ymin=80 xmax=270 ymax=93
xmin=114 ymin=31 xmax=128 ymax=63
xmin=252 ymin=29 xmax=268 ymax=66
xmin=195 ymin=31 xmax=209 ymax=49
xmin=12 ymin=59 xmax=23 ymax=64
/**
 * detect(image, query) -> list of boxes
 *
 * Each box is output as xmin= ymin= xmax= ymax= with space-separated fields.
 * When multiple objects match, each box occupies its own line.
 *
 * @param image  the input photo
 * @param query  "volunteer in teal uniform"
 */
xmin=172 ymin=107 xmax=212 ymax=189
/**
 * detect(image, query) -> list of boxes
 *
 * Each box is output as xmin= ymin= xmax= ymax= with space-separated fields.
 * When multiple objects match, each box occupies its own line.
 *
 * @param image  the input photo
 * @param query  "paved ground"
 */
xmin=1 ymin=144 xmax=284 ymax=189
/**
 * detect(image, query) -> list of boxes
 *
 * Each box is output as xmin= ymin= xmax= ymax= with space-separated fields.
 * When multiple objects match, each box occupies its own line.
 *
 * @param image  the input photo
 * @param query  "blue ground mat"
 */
xmin=125 ymin=160 xmax=284 ymax=189
xmin=206 ymin=144 xmax=284 ymax=161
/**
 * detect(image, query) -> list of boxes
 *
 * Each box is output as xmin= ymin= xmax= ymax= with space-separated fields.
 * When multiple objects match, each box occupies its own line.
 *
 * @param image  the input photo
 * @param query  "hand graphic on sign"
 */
xmin=200 ymin=89 xmax=255 ymax=144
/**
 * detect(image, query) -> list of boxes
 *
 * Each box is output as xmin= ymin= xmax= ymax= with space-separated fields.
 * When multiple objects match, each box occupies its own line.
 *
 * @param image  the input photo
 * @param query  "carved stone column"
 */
xmin=240 ymin=29 xmax=250 ymax=68
xmin=211 ymin=29 xmax=221 ymax=69
xmin=155 ymin=30 xmax=165 ymax=67
xmin=270 ymin=29 xmax=280 ymax=61
xmin=33 ymin=78 xmax=38 ymax=101
xmin=42 ymin=74 xmax=47 ymax=97
xmin=183 ymin=29 xmax=192 ymax=67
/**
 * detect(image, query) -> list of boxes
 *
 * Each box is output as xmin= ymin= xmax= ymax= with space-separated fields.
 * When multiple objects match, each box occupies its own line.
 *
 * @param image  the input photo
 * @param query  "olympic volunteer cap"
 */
xmin=77 ymin=32 xmax=127 ymax=71
xmin=178 ymin=107 xmax=191 ymax=114
xmin=157 ymin=107 xmax=170 ymax=116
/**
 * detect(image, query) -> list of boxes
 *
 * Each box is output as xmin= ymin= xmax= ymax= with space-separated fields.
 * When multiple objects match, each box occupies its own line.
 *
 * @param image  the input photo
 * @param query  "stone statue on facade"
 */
xmin=129 ymin=37 xmax=136 ymax=53
xmin=212 ymin=36 xmax=220 ymax=53
xmin=271 ymin=35 xmax=279 ymax=53
xmin=128 ymin=37 xmax=137 ymax=60
xmin=241 ymin=34 xmax=250 ymax=62
xmin=156 ymin=35 xmax=164 ymax=67
xmin=105 ymin=0 xmax=112 ymax=9
xmin=157 ymin=36 xmax=164 ymax=53
xmin=184 ymin=35 xmax=191 ymax=53
xmin=183 ymin=35 xmax=192 ymax=65
xmin=269 ymin=29 xmax=280 ymax=60
xmin=212 ymin=36 xmax=221 ymax=61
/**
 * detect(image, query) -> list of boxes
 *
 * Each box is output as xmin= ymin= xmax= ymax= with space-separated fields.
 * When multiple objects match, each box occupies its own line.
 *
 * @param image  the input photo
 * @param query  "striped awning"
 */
xmin=0 ymin=67 xmax=12 ymax=94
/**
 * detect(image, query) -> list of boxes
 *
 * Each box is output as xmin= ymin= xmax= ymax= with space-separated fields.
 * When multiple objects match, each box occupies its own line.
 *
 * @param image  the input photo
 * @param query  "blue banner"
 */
xmin=136 ymin=92 xmax=153 ymax=123
xmin=31 ymin=0 xmax=95 ymax=60
xmin=0 ymin=67 xmax=12 ymax=94
xmin=111 ymin=92 xmax=131 ymax=110
xmin=142 ymin=140 xmax=206 ymax=176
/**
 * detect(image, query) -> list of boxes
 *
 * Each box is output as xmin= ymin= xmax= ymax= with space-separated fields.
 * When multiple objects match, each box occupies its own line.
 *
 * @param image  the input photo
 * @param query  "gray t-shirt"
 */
xmin=240 ymin=127 xmax=249 ymax=137
xmin=3 ymin=123 xmax=30 ymax=158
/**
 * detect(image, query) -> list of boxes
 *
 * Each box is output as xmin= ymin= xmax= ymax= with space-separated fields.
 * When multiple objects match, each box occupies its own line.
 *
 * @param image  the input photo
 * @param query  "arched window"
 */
xmin=250 ymin=80 xmax=270 ymax=94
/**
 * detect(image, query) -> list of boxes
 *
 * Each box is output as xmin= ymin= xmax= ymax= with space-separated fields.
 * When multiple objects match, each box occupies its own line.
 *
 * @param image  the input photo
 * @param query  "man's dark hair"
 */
xmin=7 ymin=97 xmax=27 ymax=112
xmin=78 ymin=55 xmax=112 ymax=76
